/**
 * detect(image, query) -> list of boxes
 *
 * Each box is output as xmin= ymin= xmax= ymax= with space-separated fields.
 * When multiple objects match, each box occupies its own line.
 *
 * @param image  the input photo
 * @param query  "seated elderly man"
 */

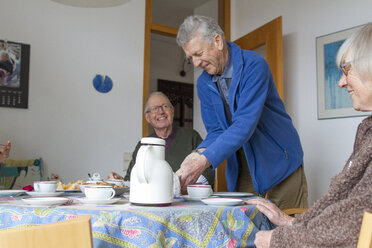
xmin=0 ymin=140 xmax=11 ymax=164
xmin=109 ymin=92 xmax=215 ymax=185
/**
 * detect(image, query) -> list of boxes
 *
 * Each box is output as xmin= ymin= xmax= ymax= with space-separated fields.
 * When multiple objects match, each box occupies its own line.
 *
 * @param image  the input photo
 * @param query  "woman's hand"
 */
xmin=108 ymin=172 xmax=123 ymax=180
xmin=0 ymin=140 xmax=11 ymax=164
xmin=245 ymin=198 xmax=295 ymax=226
xmin=254 ymin=230 xmax=273 ymax=248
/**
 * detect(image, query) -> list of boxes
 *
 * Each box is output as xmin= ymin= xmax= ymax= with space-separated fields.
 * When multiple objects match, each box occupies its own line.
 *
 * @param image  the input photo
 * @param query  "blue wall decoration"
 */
xmin=93 ymin=74 xmax=113 ymax=93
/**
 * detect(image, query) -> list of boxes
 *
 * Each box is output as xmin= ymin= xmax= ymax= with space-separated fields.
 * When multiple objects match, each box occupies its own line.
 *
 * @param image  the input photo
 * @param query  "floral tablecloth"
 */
xmin=0 ymin=195 xmax=273 ymax=248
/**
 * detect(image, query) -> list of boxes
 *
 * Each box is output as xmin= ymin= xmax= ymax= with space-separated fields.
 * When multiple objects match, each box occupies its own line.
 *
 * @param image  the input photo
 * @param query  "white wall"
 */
xmin=231 ymin=0 xmax=372 ymax=205
xmin=0 ymin=0 xmax=145 ymax=182
xmin=149 ymin=34 xmax=193 ymax=94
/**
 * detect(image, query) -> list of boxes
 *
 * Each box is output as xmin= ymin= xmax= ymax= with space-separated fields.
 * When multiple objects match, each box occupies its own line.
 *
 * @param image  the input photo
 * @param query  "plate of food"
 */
xmin=56 ymin=180 xmax=83 ymax=192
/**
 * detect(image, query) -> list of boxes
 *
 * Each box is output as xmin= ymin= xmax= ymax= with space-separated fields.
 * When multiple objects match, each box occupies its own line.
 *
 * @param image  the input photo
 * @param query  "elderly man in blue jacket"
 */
xmin=176 ymin=15 xmax=308 ymax=210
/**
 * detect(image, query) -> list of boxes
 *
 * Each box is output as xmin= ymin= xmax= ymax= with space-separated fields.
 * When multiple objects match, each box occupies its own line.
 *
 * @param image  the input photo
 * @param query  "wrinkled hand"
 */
xmin=178 ymin=151 xmax=210 ymax=194
xmin=245 ymin=198 xmax=295 ymax=226
xmin=0 ymin=140 xmax=11 ymax=164
xmin=108 ymin=172 xmax=123 ymax=180
xmin=254 ymin=230 xmax=273 ymax=248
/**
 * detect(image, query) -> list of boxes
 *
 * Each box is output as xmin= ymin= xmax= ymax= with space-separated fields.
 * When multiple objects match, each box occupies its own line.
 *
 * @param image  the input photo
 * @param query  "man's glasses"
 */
xmin=340 ymin=61 xmax=352 ymax=76
xmin=146 ymin=104 xmax=172 ymax=114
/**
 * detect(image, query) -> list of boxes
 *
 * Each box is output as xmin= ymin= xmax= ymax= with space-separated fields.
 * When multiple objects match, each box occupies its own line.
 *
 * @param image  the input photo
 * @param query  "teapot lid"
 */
xmin=140 ymin=137 xmax=165 ymax=146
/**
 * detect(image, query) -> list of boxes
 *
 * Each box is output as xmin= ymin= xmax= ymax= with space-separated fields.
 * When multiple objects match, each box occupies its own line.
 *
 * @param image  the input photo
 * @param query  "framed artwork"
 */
xmin=316 ymin=24 xmax=368 ymax=119
xmin=0 ymin=40 xmax=30 ymax=109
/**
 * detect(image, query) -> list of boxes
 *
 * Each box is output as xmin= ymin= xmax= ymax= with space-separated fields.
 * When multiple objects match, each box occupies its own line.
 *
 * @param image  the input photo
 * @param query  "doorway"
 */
xmin=158 ymin=79 xmax=194 ymax=128
xmin=142 ymin=0 xmax=230 ymax=136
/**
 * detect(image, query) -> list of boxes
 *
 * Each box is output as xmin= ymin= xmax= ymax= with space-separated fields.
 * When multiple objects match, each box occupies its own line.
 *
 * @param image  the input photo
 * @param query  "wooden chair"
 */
xmin=0 ymin=215 xmax=93 ymax=248
xmin=282 ymin=208 xmax=308 ymax=216
xmin=357 ymin=211 xmax=372 ymax=248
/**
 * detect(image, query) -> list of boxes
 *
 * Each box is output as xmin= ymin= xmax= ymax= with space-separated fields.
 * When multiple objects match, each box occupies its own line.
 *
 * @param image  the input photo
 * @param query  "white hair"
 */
xmin=336 ymin=23 xmax=372 ymax=81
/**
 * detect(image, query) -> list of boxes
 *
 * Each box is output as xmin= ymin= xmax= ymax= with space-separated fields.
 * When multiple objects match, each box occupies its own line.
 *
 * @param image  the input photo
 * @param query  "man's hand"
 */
xmin=245 ymin=198 xmax=295 ymax=226
xmin=0 ymin=140 xmax=11 ymax=164
xmin=178 ymin=149 xmax=211 ymax=194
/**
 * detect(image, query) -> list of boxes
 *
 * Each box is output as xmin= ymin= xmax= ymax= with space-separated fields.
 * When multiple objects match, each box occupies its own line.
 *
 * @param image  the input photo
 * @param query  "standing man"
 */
xmin=176 ymin=15 xmax=308 ymax=210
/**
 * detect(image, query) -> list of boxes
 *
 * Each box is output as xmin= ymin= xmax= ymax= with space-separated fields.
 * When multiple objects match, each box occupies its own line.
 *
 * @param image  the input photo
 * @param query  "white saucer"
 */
xmin=201 ymin=197 xmax=244 ymax=206
xmin=26 ymin=191 xmax=64 ymax=197
xmin=75 ymin=197 xmax=121 ymax=205
xmin=212 ymin=192 xmax=254 ymax=198
xmin=56 ymin=189 xmax=81 ymax=193
xmin=181 ymin=195 xmax=216 ymax=201
xmin=22 ymin=197 xmax=70 ymax=206
xmin=0 ymin=190 xmax=26 ymax=197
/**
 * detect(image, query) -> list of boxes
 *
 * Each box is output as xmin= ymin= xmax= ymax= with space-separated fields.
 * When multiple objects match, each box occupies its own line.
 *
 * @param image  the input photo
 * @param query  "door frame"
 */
xmin=142 ymin=0 xmax=230 ymax=136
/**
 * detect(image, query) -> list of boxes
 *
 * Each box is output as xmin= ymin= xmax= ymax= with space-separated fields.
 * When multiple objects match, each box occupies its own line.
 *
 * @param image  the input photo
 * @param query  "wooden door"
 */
xmin=234 ymin=16 xmax=283 ymax=99
xmin=215 ymin=16 xmax=283 ymax=192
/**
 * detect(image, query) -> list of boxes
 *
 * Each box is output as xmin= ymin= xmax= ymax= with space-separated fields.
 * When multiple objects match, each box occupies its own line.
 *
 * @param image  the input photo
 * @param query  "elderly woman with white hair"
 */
xmin=246 ymin=23 xmax=372 ymax=248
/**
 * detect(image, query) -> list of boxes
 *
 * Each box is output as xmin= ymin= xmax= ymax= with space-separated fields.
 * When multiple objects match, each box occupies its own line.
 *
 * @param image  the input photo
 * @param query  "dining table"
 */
xmin=0 ymin=191 xmax=273 ymax=248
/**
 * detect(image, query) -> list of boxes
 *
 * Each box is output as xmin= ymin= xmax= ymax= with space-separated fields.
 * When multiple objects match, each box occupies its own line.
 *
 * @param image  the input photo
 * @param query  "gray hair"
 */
xmin=144 ymin=91 xmax=173 ymax=113
xmin=176 ymin=15 xmax=225 ymax=47
xmin=336 ymin=23 xmax=372 ymax=81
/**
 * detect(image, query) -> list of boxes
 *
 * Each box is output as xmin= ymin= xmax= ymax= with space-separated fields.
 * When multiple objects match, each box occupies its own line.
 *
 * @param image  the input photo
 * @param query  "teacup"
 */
xmin=33 ymin=181 xmax=58 ymax=193
xmin=84 ymin=185 xmax=115 ymax=200
xmin=187 ymin=184 xmax=212 ymax=198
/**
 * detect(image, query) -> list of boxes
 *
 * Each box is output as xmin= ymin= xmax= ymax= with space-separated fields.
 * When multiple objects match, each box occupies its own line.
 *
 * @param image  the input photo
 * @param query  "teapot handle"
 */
xmin=137 ymin=145 xmax=150 ymax=184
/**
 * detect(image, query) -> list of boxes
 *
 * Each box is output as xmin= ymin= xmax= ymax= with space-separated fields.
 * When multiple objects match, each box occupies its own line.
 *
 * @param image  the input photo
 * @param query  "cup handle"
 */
xmin=108 ymin=188 xmax=115 ymax=199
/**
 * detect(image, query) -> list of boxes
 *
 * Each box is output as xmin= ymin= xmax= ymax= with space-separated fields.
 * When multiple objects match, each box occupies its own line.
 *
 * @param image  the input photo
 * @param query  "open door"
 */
xmin=215 ymin=16 xmax=283 ymax=192
xmin=234 ymin=16 xmax=283 ymax=99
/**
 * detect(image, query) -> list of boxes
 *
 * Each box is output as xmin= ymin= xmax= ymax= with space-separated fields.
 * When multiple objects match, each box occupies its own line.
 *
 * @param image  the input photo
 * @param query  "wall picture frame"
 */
xmin=0 ymin=39 xmax=30 ymax=109
xmin=316 ymin=24 xmax=368 ymax=119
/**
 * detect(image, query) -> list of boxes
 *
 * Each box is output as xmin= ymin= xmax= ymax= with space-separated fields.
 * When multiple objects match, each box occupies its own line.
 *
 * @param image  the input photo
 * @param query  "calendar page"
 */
xmin=0 ymin=40 xmax=30 ymax=109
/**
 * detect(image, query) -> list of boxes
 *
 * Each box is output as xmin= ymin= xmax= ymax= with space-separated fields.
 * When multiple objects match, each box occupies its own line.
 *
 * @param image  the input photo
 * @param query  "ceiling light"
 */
xmin=50 ymin=0 xmax=130 ymax=8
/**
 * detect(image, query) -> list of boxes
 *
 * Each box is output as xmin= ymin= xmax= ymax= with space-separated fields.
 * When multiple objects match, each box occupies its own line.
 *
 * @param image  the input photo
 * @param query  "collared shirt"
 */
xmin=212 ymin=47 xmax=233 ymax=103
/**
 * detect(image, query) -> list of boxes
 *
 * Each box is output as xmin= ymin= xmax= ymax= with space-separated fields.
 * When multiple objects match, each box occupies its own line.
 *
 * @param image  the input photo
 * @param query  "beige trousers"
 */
xmin=235 ymin=148 xmax=308 ymax=210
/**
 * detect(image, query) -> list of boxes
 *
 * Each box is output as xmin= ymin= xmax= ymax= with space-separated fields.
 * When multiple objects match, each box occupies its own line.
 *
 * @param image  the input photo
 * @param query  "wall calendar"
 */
xmin=0 ymin=39 xmax=30 ymax=109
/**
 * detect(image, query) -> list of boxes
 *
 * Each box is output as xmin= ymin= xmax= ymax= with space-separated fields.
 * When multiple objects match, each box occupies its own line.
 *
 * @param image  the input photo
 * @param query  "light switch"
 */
xmin=123 ymin=152 xmax=132 ymax=171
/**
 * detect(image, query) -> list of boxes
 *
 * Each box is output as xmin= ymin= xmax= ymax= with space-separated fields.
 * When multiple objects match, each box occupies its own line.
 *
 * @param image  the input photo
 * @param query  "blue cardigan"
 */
xmin=197 ymin=42 xmax=303 ymax=194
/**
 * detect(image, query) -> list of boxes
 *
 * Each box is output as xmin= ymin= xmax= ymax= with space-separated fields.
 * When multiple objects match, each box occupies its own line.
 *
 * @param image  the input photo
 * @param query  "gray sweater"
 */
xmin=271 ymin=116 xmax=372 ymax=247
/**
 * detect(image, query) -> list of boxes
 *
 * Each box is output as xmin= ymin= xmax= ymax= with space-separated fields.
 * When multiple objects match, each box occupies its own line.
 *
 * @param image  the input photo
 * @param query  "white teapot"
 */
xmin=129 ymin=137 xmax=174 ymax=206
